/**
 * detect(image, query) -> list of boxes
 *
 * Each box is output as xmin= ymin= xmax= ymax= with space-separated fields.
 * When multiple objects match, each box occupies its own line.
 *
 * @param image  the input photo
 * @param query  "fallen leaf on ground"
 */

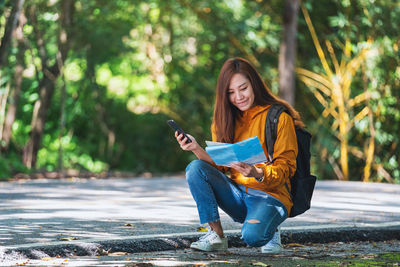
xmin=361 ymin=254 xmax=377 ymax=259
xmin=286 ymin=243 xmax=305 ymax=247
xmin=252 ymin=262 xmax=270 ymax=266
xmin=41 ymin=258 xmax=52 ymax=261
xmin=60 ymin=237 xmax=77 ymax=241
xmin=109 ymin=252 xmax=128 ymax=256
xmin=196 ymin=226 xmax=208 ymax=232
xmin=96 ymin=248 xmax=111 ymax=255
xmin=124 ymin=223 xmax=133 ymax=227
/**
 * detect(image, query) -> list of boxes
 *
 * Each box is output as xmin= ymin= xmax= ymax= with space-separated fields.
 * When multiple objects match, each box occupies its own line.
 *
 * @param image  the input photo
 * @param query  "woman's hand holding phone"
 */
xmin=167 ymin=119 xmax=198 ymax=151
xmin=175 ymin=131 xmax=199 ymax=152
xmin=167 ymin=119 xmax=213 ymax=163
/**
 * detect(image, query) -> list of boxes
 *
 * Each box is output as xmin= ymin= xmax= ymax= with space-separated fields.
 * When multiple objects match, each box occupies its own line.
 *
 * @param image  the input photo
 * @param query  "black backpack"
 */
xmin=264 ymin=104 xmax=317 ymax=217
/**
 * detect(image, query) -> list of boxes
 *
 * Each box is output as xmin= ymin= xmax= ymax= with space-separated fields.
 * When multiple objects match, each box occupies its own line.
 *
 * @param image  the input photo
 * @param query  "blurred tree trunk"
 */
xmin=278 ymin=0 xmax=300 ymax=106
xmin=22 ymin=0 xmax=74 ymax=168
xmin=0 ymin=0 xmax=25 ymax=68
xmin=1 ymin=10 xmax=27 ymax=152
xmin=0 ymin=84 xmax=10 ymax=140
xmin=57 ymin=51 xmax=67 ymax=172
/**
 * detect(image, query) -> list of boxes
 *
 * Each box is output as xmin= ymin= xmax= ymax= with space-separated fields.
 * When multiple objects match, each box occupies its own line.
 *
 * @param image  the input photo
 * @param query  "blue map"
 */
xmin=205 ymin=136 xmax=268 ymax=167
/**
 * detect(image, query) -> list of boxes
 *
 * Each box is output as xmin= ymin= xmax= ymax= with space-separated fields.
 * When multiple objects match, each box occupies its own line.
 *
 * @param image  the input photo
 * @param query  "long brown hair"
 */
xmin=213 ymin=57 xmax=305 ymax=143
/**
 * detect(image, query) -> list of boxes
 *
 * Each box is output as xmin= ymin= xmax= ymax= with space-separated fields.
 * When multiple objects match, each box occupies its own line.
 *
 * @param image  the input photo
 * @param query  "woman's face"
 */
xmin=228 ymin=73 xmax=255 ymax=111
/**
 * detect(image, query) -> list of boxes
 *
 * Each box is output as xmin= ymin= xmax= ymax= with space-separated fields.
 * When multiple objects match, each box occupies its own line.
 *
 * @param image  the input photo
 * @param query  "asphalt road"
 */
xmin=1 ymin=177 xmax=400 ymax=261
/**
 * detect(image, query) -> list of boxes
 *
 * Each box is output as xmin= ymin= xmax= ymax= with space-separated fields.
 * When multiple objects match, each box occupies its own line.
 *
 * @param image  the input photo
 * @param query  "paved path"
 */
xmin=1 ymin=177 xmax=400 ymax=259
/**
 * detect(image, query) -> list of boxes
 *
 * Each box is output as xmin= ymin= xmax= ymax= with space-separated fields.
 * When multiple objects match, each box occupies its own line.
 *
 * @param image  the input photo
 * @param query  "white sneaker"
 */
xmin=261 ymin=227 xmax=282 ymax=254
xmin=190 ymin=230 xmax=228 ymax=252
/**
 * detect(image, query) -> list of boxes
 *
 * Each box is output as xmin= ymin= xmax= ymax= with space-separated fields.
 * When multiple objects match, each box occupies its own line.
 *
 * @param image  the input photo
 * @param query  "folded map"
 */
xmin=205 ymin=136 xmax=267 ymax=167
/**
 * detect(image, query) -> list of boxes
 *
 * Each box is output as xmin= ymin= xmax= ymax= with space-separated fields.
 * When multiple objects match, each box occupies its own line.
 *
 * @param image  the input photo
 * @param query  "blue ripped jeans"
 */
xmin=186 ymin=160 xmax=288 ymax=247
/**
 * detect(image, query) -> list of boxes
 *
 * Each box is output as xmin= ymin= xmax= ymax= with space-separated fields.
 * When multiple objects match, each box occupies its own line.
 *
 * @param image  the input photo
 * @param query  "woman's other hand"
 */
xmin=175 ymin=131 xmax=199 ymax=152
xmin=230 ymin=162 xmax=264 ymax=179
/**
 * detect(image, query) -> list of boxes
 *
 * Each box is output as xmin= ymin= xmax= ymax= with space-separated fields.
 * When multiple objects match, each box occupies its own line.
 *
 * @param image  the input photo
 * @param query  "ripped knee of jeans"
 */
xmin=247 ymin=219 xmax=260 ymax=224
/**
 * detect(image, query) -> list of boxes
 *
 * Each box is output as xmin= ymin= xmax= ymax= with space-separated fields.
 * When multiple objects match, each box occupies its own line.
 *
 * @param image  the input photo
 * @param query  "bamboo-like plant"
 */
xmin=298 ymin=6 xmax=375 ymax=181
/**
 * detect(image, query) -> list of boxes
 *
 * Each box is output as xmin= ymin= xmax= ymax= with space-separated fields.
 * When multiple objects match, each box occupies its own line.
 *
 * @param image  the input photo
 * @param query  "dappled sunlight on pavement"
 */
xmin=0 ymin=177 xmax=241 ymax=248
xmin=1 ymin=178 xmax=399 ymax=250
xmin=282 ymin=180 xmax=400 ymax=227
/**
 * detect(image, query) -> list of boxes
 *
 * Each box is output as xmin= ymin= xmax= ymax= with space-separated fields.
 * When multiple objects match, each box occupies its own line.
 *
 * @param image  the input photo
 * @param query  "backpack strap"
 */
xmin=265 ymin=104 xmax=294 ymax=200
xmin=265 ymin=104 xmax=287 ymax=162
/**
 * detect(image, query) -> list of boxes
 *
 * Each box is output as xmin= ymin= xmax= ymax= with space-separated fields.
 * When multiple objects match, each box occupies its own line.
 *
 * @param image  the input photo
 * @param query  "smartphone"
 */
xmin=167 ymin=120 xmax=192 ymax=143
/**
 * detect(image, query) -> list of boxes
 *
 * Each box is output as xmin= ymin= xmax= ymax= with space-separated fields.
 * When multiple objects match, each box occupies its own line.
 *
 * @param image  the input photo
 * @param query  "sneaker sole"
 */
xmin=261 ymin=247 xmax=282 ymax=254
xmin=190 ymin=244 xmax=228 ymax=252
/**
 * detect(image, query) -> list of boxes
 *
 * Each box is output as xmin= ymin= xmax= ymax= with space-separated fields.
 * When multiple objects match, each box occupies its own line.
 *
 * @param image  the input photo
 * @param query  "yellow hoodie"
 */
xmin=212 ymin=105 xmax=298 ymax=214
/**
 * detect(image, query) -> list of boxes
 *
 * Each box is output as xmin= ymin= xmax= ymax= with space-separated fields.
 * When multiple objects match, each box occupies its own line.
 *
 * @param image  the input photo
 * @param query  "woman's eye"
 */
xmin=228 ymin=91 xmax=234 ymax=95
xmin=240 ymin=87 xmax=248 ymax=91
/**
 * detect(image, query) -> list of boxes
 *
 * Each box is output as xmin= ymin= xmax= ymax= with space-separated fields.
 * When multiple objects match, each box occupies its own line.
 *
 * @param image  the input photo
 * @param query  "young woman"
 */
xmin=175 ymin=57 xmax=304 ymax=253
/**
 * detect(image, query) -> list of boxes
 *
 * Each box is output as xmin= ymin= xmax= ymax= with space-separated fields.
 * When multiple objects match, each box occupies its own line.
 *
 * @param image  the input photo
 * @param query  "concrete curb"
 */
xmin=3 ymin=225 xmax=400 ymax=259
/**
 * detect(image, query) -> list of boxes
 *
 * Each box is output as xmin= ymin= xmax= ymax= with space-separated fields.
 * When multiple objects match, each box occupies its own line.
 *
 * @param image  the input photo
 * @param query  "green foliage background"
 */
xmin=0 ymin=0 xmax=399 ymax=182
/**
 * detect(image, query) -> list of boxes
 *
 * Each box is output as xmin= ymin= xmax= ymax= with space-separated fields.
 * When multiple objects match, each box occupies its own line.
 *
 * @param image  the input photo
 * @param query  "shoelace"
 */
xmin=199 ymin=229 xmax=213 ymax=241
xmin=203 ymin=232 xmax=220 ymax=245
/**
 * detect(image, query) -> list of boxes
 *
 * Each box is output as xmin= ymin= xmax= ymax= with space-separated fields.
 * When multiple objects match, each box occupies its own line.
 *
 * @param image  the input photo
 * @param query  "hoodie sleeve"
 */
xmin=256 ymin=112 xmax=298 ymax=190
